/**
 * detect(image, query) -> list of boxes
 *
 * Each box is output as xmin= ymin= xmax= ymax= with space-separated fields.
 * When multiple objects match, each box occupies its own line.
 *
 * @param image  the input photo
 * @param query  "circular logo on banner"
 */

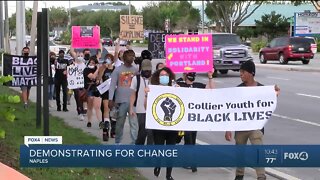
xmin=152 ymin=93 xmax=185 ymax=126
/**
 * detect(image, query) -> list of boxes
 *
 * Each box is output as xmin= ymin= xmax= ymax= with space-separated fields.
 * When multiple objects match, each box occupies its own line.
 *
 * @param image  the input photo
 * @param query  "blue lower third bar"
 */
xmin=20 ymin=145 xmax=320 ymax=167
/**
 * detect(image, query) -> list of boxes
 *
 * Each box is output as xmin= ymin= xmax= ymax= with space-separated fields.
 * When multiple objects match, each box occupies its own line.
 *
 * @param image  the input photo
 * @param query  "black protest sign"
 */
xmin=148 ymin=33 xmax=181 ymax=59
xmin=2 ymin=54 xmax=37 ymax=87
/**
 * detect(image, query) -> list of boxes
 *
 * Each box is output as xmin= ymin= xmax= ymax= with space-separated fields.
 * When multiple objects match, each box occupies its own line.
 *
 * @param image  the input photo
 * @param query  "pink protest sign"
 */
xmin=72 ymin=26 xmax=100 ymax=49
xmin=165 ymin=34 xmax=213 ymax=73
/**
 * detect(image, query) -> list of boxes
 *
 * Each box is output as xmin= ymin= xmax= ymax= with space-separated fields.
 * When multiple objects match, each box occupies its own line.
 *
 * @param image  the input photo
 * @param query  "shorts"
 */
xmin=101 ymin=91 xmax=109 ymax=100
xmin=88 ymin=89 xmax=101 ymax=98
xmin=20 ymin=85 xmax=31 ymax=91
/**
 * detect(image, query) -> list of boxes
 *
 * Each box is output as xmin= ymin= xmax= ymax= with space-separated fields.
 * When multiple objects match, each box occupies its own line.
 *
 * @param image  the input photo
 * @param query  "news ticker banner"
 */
xmin=20 ymin=144 xmax=320 ymax=167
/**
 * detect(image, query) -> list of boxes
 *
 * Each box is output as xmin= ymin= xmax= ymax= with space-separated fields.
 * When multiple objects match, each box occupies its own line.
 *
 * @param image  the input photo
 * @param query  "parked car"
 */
xmin=259 ymin=37 xmax=314 ymax=64
xmin=212 ymin=33 xmax=253 ymax=75
xmin=119 ymin=40 xmax=128 ymax=46
xmin=102 ymin=37 xmax=113 ymax=46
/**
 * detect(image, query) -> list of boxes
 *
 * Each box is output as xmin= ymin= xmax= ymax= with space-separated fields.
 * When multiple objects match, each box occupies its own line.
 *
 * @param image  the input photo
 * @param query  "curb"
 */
xmin=255 ymin=64 xmax=320 ymax=73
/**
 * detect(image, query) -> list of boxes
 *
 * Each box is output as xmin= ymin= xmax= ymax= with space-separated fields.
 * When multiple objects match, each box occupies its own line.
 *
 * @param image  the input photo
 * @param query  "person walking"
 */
xmin=108 ymin=50 xmax=139 ymax=145
xmin=150 ymin=67 xmax=178 ymax=180
xmin=129 ymin=59 xmax=154 ymax=145
xmin=224 ymin=60 xmax=280 ymax=180
xmin=20 ymin=47 xmax=32 ymax=109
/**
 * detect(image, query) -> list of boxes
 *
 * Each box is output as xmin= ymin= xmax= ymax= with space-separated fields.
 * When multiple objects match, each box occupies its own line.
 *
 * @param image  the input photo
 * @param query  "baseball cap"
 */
xmin=141 ymin=59 xmax=152 ymax=71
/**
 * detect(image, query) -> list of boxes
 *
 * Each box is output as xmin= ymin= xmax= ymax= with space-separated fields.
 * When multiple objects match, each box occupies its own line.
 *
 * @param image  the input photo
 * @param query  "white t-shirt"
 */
xmin=130 ymin=75 xmax=149 ymax=113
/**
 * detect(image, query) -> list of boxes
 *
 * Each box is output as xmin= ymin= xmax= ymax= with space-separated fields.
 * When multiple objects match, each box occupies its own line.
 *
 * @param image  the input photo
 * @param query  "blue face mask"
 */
xmin=106 ymin=58 xmax=112 ymax=64
xmin=159 ymin=75 xmax=169 ymax=85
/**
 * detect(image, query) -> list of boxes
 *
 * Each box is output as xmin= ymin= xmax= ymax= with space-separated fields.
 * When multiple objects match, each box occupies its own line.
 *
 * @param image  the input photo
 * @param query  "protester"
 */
xmin=49 ymin=52 xmax=56 ymax=108
xmin=176 ymin=69 xmax=215 ymax=172
xmin=54 ymin=50 xmax=70 ymax=112
xmin=134 ymin=50 xmax=152 ymax=71
xmin=224 ymin=60 xmax=280 ymax=180
xmin=71 ymin=56 xmax=86 ymax=121
xmin=129 ymin=59 xmax=154 ymax=145
xmin=150 ymin=67 xmax=178 ymax=180
xmin=97 ymin=53 xmax=116 ymax=141
xmin=108 ymin=50 xmax=139 ymax=145
xmin=83 ymin=56 xmax=102 ymax=128
xmin=20 ymin=47 xmax=32 ymax=109
xmin=156 ymin=62 xmax=165 ymax=71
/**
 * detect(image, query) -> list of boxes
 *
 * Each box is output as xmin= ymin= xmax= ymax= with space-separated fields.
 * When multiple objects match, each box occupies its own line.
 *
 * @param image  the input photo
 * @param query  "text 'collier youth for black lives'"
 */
xmin=188 ymin=100 xmax=274 ymax=122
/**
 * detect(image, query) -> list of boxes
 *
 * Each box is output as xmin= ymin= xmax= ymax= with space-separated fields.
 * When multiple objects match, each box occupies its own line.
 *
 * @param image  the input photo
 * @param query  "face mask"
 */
xmin=159 ymin=75 xmax=169 ymax=85
xmin=23 ymin=53 xmax=29 ymax=57
xmin=106 ymin=58 xmax=112 ymax=64
xmin=88 ymin=65 xmax=95 ymax=69
xmin=84 ymin=54 xmax=90 ymax=60
xmin=59 ymin=54 xmax=64 ymax=59
xmin=77 ymin=57 xmax=85 ymax=63
xmin=186 ymin=75 xmax=195 ymax=82
xmin=141 ymin=70 xmax=151 ymax=78
xmin=98 ymin=59 xmax=105 ymax=64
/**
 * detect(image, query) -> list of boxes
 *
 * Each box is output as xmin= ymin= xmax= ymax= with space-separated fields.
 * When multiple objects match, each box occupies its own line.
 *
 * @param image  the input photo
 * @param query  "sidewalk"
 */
xmin=11 ymin=87 xmax=279 ymax=180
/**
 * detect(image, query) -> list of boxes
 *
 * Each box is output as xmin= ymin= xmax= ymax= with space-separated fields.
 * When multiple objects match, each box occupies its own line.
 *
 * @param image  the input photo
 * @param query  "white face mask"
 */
xmin=88 ymin=65 xmax=95 ymax=69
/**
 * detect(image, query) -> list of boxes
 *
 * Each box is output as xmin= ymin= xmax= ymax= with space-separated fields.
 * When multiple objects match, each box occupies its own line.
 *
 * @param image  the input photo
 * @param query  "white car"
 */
xmin=35 ymin=40 xmax=68 ymax=55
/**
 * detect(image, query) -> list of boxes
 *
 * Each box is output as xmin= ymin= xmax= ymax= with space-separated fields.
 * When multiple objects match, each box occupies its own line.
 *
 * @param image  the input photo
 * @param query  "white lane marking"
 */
xmin=196 ymin=134 xmax=301 ymax=180
xmin=267 ymin=76 xmax=290 ymax=81
xmin=273 ymin=113 xmax=320 ymax=127
xmin=296 ymin=93 xmax=320 ymax=99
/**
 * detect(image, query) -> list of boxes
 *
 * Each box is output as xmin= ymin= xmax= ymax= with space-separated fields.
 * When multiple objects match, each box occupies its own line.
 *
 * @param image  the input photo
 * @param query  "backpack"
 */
xmin=133 ymin=74 xmax=141 ymax=107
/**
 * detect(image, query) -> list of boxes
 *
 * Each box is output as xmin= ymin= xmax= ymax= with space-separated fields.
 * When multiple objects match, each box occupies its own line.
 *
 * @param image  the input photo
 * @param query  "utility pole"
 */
xmin=4 ymin=1 xmax=10 ymax=53
xmin=129 ymin=0 xmax=131 ymax=15
xmin=16 ymin=1 xmax=23 ymax=54
xmin=30 ymin=1 xmax=38 ymax=55
xmin=202 ymin=0 xmax=204 ymax=34
xmin=68 ymin=0 xmax=71 ymax=27
xmin=0 ymin=1 xmax=4 ymax=50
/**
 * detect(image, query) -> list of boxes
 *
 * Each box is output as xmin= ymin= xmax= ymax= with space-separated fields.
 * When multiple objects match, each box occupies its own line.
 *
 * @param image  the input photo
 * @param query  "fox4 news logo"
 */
xmin=284 ymin=152 xmax=309 ymax=161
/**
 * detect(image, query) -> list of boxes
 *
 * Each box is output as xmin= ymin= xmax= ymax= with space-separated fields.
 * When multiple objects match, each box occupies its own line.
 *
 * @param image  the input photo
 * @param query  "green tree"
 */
xmin=255 ymin=11 xmax=290 ymax=40
xmin=205 ymin=1 xmax=263 ymax=33
xmin=49 ymin=7 xmax=69 ymax=30
xmin=9 ymin=8 xmax=33 ymax=35
xmin=237 ymin=27 xmax=255 ymax=41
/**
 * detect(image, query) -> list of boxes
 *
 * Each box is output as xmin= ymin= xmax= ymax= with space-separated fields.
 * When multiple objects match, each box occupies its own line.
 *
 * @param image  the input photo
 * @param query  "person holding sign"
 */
xmin=176 ymin=69 xmax=215 ymax=173
xmin=150 ymin=67 xmax=178 ymax=180
xmin=20 ymin=47 xmax=32 ymax=109
xmin=97 ymin=53 xmax=116 ymax=141
xmin=83 ymin=56 xmax=102 ymax=128
xmin=224 ymin=60 xmax=280 ymax=180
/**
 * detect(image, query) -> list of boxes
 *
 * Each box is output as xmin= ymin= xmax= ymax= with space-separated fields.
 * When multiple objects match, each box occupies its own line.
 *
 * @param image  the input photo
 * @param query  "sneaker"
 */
xmin=111 ymin=132 xmax=115 ymax=138
xmin=191 ymin=167 xmax=197 ymax=173
xmin=99 ymin=121 xmax=105 ymax=129
xmin=57 ymin=107 xmax=61 ymax=111
xmin=87 ymin=122 xmax=92 ymax=127
xmin=103 ymin=132 xmax=109 ymax=141
xmin=63 ymin=108 xmax=69 ymax=112
xmin=235 ymin=175 xmax=244 ymax=180
xmin=78 ymin=114 xmax=84 ymax=121
xmin=24 ymin=103 xmax=28 ymax=109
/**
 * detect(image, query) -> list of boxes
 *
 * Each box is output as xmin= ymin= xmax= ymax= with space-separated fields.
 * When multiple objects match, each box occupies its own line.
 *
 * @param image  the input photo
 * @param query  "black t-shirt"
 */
xmin=237 ymin=81 xmax=265 ymax=134
xmin=177 ymin=81 xmax=206 ymax=89
xmin=102 ymin=67 xmax=114 ymax=82
xmin=83 ymin=67 xmax=97 ymax=90
xmin=55 ymin=58 xmax=70 ymax=79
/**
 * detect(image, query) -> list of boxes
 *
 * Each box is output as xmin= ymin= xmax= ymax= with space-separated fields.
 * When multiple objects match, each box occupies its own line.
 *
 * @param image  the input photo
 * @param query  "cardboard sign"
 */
xmin=97 ymin=78 xmax=111 ymax=94
xmin=119 ymin=15 xmax=144 ymax=40
xmin=148 ymin=33 xmax=181 ymax=59
xmin=67 ymin=63 xmax=86 ymax=89
xmin=72 ymin=26 xmax=100 ymax=49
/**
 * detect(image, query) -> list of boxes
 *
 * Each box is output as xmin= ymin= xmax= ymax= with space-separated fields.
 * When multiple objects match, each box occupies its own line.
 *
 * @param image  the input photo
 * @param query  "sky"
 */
xmin=7 ymin=1 xmax=204 ymax=17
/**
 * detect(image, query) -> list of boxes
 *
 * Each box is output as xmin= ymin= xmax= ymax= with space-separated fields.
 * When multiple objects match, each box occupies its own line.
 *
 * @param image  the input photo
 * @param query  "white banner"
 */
xmin=67 ymin=63 xmax=86 ymax=89
xmin=146 ymin=85 xmax=277 ymax=131
xmin=97 ymin=78 xmax=111 ymax=94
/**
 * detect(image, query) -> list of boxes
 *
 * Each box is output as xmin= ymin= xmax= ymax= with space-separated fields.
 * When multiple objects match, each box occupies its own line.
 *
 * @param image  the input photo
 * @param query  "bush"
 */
xmin=252 ymin=41 xmax=268 ymax=52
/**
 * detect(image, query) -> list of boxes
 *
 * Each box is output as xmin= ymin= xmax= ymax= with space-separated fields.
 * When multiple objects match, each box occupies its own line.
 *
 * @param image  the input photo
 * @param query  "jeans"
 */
xmin=135 ymin=113 xmax=154 ymax=145
xmin=115 ymin=102 xmax=139 ymax=144
xmin=48 ymin=84 xmax=55 ymax=100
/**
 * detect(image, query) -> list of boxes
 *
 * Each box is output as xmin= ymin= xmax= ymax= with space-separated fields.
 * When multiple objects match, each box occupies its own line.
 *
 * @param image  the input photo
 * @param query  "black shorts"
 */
xmin=101 ymin=91 xmax=109 ymax=100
